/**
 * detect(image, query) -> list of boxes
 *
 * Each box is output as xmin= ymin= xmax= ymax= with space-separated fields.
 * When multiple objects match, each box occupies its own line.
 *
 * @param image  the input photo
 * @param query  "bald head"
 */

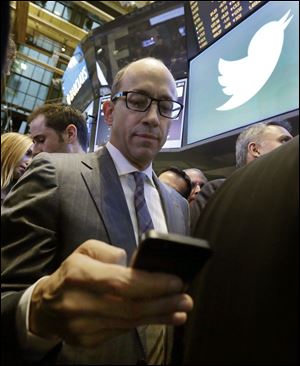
xmin=159 ymin=170 xmax=191 ymax=199
xmin=111 ymin=57 xmax=177 ymax=99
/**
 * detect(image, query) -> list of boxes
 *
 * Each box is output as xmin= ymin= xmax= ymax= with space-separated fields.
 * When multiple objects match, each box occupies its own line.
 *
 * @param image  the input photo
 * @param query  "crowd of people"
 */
xmin=1 ymin=10 xmax=298 ymax=365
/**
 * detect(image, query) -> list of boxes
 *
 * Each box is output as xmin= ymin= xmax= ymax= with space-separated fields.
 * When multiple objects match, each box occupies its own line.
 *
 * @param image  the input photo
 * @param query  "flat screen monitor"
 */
xmin=187 ymin=0 xmax=299 ymax=145
xmin=94 ymin=95 xmax=111 ymax=150
xmin=162 ymin=78 xmax=187 ymax=149
xmin=91 ymin=1 xmax=189 ymax=93
xmin=93 ymin=78 xmax=187 ymax=151
xmin=189 ymin=1 xmax=266 ymax=52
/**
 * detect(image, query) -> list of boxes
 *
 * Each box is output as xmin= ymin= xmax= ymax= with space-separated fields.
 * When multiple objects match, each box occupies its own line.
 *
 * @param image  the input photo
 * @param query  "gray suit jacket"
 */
xmin=1 ymin=146 xmax=189 ymax=365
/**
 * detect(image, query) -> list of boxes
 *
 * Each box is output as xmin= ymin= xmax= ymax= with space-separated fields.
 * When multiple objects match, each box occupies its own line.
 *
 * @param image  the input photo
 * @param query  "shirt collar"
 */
xmin=106 ymin=142 xmax=154 ymax=185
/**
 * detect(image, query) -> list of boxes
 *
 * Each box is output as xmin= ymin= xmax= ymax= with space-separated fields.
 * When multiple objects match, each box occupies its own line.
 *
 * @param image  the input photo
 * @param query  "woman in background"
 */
xmin=1 ymin=132 xmax=33 ymax=204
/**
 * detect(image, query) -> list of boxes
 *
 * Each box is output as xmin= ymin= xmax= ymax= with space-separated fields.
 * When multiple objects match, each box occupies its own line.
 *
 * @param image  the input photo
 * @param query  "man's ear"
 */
xmin=248 ymin=142 xmax=261 ymax=159
xmin=103 ymin=100 xmax=114 ymax=126
xmin=65 ymin=124 xmax=77 ymax=143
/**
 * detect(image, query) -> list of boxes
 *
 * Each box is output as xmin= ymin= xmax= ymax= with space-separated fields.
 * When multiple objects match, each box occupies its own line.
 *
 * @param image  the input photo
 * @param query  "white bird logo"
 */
xmin=216 ymin=10 xmax=293 ymax=111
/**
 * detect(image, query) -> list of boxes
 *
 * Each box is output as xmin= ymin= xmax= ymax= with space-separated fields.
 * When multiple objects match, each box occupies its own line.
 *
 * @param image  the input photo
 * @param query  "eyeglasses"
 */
xmin=111 ymin=91 xmax=183 ymax=119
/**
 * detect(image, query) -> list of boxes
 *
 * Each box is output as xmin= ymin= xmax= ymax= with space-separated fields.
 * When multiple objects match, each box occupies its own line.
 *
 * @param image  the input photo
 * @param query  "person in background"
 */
xmin=1 ymin=132 xmax=33 ymax=204
xmin=183 ymin=168 xmax=208 ymax=203
xmin=1 ymin=57 xmax=193 ymax=365
xmin=190 ymin=120 xmax=294 ymax=232
xmin=235 ymin=120 xmax=293 ymax=168
xmin=28 ymin=103 xmax=89 ymax=156
xmin=180 ymin=136 xmax=298 ymax=365
xmin=158 ymin=166 xmax=192 ymax=200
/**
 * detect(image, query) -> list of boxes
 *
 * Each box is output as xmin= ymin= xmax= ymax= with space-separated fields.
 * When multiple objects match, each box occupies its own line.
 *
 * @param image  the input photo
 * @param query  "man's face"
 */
xmin=186 ymin=171 xmax=207 ymax=202
xmin=258 ymin=125 xmax=293 ymax=155
xmin=105 ymin=60 xmax=177 ymax=170
xmin=30 ymin=114 xmax=69 ymax=156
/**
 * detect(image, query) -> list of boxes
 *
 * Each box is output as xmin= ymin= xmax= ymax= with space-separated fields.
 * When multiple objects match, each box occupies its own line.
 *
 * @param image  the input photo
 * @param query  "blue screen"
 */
xmin=187 ymin=1 xmax=299 ymax=144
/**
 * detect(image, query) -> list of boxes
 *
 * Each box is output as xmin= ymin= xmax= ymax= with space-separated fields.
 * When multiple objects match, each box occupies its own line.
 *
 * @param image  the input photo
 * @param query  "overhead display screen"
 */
xmin=92 ymin=1 xmax=189 ymax=91
xmin=187 ymin=0 xmax=299 ymax=145
xmin=190 ymin=0 xmax=266 ymax=52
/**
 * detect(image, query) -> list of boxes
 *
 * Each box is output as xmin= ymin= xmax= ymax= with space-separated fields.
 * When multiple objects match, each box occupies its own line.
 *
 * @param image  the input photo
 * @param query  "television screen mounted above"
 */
xmin=187 ymin=1 xmax=299 ymax=145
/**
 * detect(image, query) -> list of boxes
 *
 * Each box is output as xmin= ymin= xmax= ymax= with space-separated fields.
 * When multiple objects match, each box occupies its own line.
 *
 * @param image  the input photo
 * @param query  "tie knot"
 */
xmin=132 ymin=171 xmax=146 ymax=186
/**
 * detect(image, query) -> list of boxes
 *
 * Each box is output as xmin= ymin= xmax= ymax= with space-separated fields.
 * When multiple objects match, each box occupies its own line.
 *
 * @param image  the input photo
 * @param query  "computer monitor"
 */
xmin=187 ymin=0 xmax=299 ymax=145
xmin=91 ymin=1 xmax=190 ymax=96
xmin=162 ymin=78 xmax=187 ymax=149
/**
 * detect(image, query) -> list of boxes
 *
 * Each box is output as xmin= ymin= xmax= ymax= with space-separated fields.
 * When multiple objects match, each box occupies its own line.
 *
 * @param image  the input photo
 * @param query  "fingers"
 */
xmin=43 ymin=289 xmax=193 ymax=323
xmin=49 ymin=253 xmax=184 ymax=299
xmin=75 ymin=240 xmax=127 ymax=265
xmin=94 ymin=293 xmax=194 ymax=323
xmin=111 ymin=267 xmax=185 ymax=298
xmin=29 ymin=240 xmax=193 ymax=346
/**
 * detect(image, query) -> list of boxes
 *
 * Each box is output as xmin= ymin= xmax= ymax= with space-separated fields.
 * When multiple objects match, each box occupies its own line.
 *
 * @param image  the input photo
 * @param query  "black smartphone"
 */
xmin=131 ymin=230 xmax=211 ymax=282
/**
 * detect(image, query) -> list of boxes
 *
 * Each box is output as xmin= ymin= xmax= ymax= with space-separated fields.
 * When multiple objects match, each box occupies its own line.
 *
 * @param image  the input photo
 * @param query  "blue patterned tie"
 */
xmin=132 ymin=172 xmax=166 ymax=365
xmin=132 ymin=172 xmax=154 ymax=237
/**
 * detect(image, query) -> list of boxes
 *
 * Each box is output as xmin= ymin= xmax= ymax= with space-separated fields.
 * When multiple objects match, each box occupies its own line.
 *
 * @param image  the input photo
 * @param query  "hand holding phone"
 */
xmin=131 ymin=230 xmax=211 ymax=282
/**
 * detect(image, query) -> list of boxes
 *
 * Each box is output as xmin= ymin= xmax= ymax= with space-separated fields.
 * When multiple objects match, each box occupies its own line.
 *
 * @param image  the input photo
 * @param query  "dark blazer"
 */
xmin=1 ymin=146 xmax=189 ymax=365
xmin=190 ymin=178 xmax=225 ymax=234
xmin=181 ymin=136 xmax=299 ymax=365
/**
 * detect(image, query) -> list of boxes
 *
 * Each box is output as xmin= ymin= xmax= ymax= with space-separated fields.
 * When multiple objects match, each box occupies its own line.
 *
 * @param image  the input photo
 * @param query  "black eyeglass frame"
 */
xmin=111 ymin=91 xmax=183 ymax=119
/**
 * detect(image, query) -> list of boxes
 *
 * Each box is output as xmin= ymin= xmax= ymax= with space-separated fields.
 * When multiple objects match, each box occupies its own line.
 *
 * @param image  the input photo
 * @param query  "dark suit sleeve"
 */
xmin=1 ymin=154 xmax=61 ymax=365
xmin=190 ymin=179 xmax=225 ymax=234
xmin=182 ymin=136 xmax=299 ymax=365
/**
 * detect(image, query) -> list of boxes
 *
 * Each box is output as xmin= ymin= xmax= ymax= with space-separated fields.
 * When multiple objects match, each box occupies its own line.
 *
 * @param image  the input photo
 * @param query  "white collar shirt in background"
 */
xmin=106 ymin=142 xmax=168 ymax=245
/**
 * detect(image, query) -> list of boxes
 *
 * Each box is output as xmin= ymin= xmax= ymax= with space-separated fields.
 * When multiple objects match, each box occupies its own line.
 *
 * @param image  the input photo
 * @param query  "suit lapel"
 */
xmin=153 ymin=175 xmax=189 ymax=235
xmin=80 ymin=147 xmax=136 ymax=262
xmin=153 ymin=175 xmax=174 ymax=231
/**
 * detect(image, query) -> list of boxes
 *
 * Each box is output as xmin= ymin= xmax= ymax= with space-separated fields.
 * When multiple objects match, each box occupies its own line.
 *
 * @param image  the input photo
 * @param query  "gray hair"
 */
xmin=183 ymin=168 xmax=207 ymax=183
xmin=235 ymin=120 xmax=292 ymax=168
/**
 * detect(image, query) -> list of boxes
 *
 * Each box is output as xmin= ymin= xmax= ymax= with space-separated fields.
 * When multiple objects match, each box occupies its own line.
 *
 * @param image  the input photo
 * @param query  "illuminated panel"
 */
xmin=162 ymin=78 xmax=187 ymax=149
xmin=187 ymin=1 xmax=299 ymax=144
xmin=190 ymin=1 xmax=266 ymax=52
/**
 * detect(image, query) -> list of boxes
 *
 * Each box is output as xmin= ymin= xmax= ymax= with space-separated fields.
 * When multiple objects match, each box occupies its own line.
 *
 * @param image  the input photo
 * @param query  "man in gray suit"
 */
xmin=1 ymin=57 xmax=193 ymax=365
